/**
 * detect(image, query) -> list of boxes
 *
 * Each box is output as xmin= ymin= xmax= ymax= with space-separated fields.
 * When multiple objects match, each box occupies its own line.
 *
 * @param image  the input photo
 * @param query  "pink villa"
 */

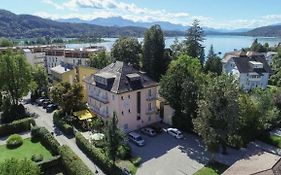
xmin=84 ymin=61 xmax=160 ymax=132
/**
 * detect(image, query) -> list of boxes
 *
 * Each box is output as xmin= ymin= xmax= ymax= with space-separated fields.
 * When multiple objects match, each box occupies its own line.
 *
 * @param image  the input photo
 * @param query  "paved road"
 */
xmin=25 ymin=103 xmax=105 ymax=175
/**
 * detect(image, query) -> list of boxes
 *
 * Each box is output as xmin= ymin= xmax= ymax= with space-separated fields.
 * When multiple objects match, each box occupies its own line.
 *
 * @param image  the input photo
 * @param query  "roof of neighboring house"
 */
xmin=84 ymin=61 xmax=158 ymax=94
xmin=233 ymin=56 xmax=272 ymax=74
xmin=50 ymin=64 xmax=74 ymax=74
xmin=73 ymin=110 xmax=94 ymax=121
xmin=223 ymin=152 xmax=281 ymax=175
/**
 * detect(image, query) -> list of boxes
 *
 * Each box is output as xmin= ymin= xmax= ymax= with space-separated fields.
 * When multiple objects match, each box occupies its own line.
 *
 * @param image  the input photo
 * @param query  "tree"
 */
xmin=274 ymin=89 xmax=281 ymax=111
xmin=159 ymin=55 xmax=202 ymax=131
xmin=0 ymin=158 xmax=40 ymax=175
xmin=142 ymin=25 xmax=169 ymax=81
xmin=51 ymin=82 xmax=84 ymax=115
xmin=204 ymin=45 xmax=222 ymax=75
xmin=183 ymin=20 xmax=205 ymax=65
xmin=104 ymin=112 xmax=125 ymax=165
xmin=0 ymin=50 xmax=33 ymax=106
xmin=0 ymin=38 xmax=13 ymax=47
xmin=111 ymin=37 xmax=141 ymax=68
xmin=88 ymin=50 xmax=111 ymax=69
xmin=31 ymin=66 xmax=48 ymax=100
xmin=193 ymin=75 xmax=240 ymax=154
xmin=250 ymin=39 xmax=267 ymax=52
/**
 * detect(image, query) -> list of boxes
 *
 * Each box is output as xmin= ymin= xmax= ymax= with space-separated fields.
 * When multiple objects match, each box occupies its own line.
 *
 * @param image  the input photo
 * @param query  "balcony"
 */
xmin=90 ymin=106 xmax=109 ymax=118
xmin=146 ymin=108 xmax=158 ymax=115
xmin=89 ymin=94 xmax=109 ymax=104
xmin=248 ymin=77 xmax=262 ymax=81
xmin=146 ymin=95 xmax=157 ymax=101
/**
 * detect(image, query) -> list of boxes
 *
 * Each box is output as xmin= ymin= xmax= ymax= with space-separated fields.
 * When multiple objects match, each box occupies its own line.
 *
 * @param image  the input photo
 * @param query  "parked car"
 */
xmin=141 ymin=127 xmax=156 ymax=136
xmin=122 ymin=168 xmax=132 ymax=175
xmin=167 ymin=128 xmax=183 ymax=139
xmin=42 ymin=100 xmax=52 ymax=109
xmin=150 ymin=124 xmax=163 ymax=133
xmin=46 ymin=104 xmax=58 ymax=113
xmin=128 ymin=132 xmax=145 ymax=146
xmin=35 ymin=98 xmax=45 ymax=106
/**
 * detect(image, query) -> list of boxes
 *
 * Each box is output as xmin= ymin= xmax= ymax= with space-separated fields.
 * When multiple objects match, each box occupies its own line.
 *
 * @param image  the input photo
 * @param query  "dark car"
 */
xmin=150 ymin=124 xmax=163 ymax=134
xmin=122 ymin=168 xmax=132 ymax=175
xmin=36 ymin=98 xmax=45 ymax=106
xmin=46 ymin=104 xmax=58 ymax=113
xmin=42 ymin=100 xmax=52 ymax=109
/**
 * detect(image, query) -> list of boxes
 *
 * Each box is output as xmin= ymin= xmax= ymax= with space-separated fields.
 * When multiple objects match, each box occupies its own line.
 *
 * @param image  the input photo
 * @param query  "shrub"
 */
xmin=31 ymin=154 xmax=43 ymax=162
xmin=31 ymin=127 xmax=60 ymax=155
xmin=0 ymin=158 xmax=41 ymax=175
xmin=117 ymin=144 xmax=131 ymax=160
xmin=130 ymin=156 xmax=142 ymax=167
xmin=53 ymin=112 xmax=73 ymax=136
xmin=59 ymin=145 xmax=94 ymax=175
xmin=1 ymin=104 xmax=27 ymax=123
xmin=75 ymin=132 xmax=123 ymax=175
xmin=6 ymin=134 xmax=23 ymax=149
xmin=0 ymin=118 xmax=34 ymax=137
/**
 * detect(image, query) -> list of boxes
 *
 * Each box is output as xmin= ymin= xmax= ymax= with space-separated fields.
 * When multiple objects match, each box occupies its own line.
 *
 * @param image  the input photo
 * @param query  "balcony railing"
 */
xmin=90 ymin=106 xmax=109 ymax=118
xmin=89 ymin=94 xmax=109 ymax=104
xmin=146 ymin=95 xmax=157 ymax=101
xmin=146 ymin=108 xmax=158 ymax=115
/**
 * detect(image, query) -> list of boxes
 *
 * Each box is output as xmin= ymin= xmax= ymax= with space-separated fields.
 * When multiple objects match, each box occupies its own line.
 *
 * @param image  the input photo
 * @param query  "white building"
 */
xmin=84 ymin=61 xmax=160 ymax=132
xmin=222 ymin=50 xmax=273 ymax=91
xmin=45 ymin=47 xmax=103 ymax=75
xmin=23 ymin=48 xmax=45 ymax=67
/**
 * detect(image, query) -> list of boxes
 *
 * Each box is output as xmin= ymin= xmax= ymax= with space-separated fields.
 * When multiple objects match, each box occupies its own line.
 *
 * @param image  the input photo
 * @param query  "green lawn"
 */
xmin=0 ymin=138 xmax=53 ymax=162
xmin=193 ymin=162 xmax=229 ymax=175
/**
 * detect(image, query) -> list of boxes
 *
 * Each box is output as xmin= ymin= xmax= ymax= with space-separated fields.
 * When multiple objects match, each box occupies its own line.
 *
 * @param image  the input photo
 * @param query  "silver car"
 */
xmin=167 ymin=128 xmax=184 ymax=139
xmin=141 ymin=127 xmax=156 ymax=136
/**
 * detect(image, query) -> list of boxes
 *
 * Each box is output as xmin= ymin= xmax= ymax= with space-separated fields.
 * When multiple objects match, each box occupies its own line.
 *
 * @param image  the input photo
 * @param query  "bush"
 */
xmin=0 ymin=158 xmax=41 ymax=175
xmin=31 ymin=126 xmax=60 ymax=155
xmin=0 ymin=118 xmax=34 ymax=137
xmin=6 ymin=134 xmax=23 ymax=149
xmin=53 ymin=112 xmax=73 ymax=136
xmin=117 ymin=144 xmax=131 ymax=160
xmin=37 ymin=156 xmax=61 ymax=173
xmin=75 ymin=132 xmax=123 ymax=175
xmin=1 ymin=104 xmax=27 ymax=123
xmin=31 ymin=154 xmax=43 ymax=162
xmin=59 ymin=145 xmax=94 ymax=175
xmin=130 ymin=156 xmax=142 ymax=167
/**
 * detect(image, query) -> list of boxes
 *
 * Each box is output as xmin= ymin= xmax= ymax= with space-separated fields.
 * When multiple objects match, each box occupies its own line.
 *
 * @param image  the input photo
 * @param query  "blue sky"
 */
xmin=1 ymin=0 xmax=281 ymax=29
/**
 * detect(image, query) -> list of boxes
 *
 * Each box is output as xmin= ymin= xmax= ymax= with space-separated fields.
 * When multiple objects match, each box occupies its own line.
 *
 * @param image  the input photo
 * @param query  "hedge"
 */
xmin=0 ymin=118 xmax=34 ymax=137
xmin=31 ymin=127 xmax=60 ymax=155
xmin=59 ymin=145 xmax=94 ymax=175
xmin=37 ymin=156 xmax=61 ymax=172
xmin=75 ymin=132 xmax=123 ymax=175
xmin=53 ymin=111 xmax=73 ymax=136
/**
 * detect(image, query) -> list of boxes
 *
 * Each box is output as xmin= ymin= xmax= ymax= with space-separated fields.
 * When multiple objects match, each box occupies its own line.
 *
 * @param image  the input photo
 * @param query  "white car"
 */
xmin=128 ymin=132 xmax=145 ymax=146
xmin=167 ymin=128 xmax=183 ymax=139
xmin=141 ymin=127 xmax=156 ymax=136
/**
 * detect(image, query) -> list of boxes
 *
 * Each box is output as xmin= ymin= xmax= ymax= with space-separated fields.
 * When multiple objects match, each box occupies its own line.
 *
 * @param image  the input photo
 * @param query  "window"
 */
xmin=128 ymin=95 xmax=130 ymax=99
xmin=137 ymin=116 xmax=141 ymax=120
xmin=73 ymin=59 xmax=75 ymax=64
xmin=112 ymin=95 xmax=115 ymax=100
xmin=137 ymin=91 xmax=141 ymax=114
xmin=128 ymin=109 xmax=131 ymax=113
xmin=148 ymin=103 xmax=152 ymax=111
xmin=148 ymin=89 xmax=152 ymax=97
xmin=122 ymin=111 xmax=124 ymax=115
xmin=121 ymin=96 xmax=124 ymax=100
xmin=148 ymin=116 xmax=151 ymax=122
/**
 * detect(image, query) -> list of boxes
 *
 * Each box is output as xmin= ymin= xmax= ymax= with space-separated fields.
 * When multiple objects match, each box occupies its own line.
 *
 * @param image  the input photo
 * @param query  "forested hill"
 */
xmin=0 ymin=9 xmax=184 ymax=38
xmin=245 ymin=25 xmax=281 ymax=37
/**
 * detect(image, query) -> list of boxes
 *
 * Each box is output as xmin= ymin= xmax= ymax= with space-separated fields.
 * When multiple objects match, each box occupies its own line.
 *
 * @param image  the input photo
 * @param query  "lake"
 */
xmin=66 ymin=35 xmax=281 ymax=57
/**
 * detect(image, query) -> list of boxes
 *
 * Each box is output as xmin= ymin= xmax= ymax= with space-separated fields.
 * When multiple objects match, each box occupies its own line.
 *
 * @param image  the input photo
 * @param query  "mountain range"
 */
xmin=0 ymin=9 xmax=280 ymax=38
xmin=0 ymin=9 xmax=184 ymax=38
xmin=58 ymin=16 xmax=252 ymax=33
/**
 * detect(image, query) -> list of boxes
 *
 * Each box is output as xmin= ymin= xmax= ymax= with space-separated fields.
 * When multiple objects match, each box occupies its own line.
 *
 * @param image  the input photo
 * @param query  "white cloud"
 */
xmin=42 ymin=0 xmax=64 ymax=9
xmin=39 ymin=0 xmax=281 ymax=29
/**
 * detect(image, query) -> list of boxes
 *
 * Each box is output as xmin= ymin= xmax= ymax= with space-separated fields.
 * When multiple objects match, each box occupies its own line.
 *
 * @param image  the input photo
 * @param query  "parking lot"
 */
xmin=129 ymin=126 xmax=210 ymax=175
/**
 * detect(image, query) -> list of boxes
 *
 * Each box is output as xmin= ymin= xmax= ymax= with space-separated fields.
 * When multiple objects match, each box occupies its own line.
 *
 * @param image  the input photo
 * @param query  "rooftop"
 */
xmin=50 ymin=64 xmax=74 ymax=74
xmin=84 ymin=61 xmax=158 ymax=94
xmin=223 ymin=152 xmax=281 ymax=175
